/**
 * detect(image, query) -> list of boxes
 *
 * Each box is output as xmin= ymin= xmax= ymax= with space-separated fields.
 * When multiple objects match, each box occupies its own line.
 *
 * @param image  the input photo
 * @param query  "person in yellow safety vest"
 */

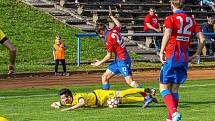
xmin=52 ymin=35 xmax=69 ymax=76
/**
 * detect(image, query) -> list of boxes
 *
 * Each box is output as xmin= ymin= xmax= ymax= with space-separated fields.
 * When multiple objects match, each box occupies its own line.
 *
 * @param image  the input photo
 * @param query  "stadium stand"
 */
xmin=20 ymin=0 xmax=215 ymax=62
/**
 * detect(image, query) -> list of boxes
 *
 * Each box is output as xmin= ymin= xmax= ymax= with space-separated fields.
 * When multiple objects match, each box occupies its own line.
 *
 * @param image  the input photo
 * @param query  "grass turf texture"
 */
xmin=0 ymin=0 xmax=215 ymax=74
xmin=0 ymin=0 xmax=142 ymax=73
xmin=0 ymin=79 xmax=215 ymax=121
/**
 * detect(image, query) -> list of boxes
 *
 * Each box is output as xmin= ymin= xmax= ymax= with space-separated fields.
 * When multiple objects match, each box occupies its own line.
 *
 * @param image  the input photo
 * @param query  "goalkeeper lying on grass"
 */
xmin=51 ymin=88 xmax=156 ymax=111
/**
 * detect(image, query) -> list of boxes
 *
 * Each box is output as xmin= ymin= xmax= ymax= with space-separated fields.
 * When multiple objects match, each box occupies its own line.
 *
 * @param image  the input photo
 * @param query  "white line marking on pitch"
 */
xmin=0 ymin=84 xmax=215 ymax=99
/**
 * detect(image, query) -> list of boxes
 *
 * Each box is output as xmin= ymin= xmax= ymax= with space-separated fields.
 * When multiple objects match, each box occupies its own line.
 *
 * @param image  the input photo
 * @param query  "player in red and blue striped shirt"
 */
xmin=91 ymin=7 xmax=157 ymax=107
xmin=159 ymin=0 xmax=205 ymax=121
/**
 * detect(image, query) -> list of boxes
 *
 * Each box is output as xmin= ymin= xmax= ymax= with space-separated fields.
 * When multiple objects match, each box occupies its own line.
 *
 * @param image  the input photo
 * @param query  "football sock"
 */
xmin=161 ymin=90 xmax=177 ymax=115
xmin=167 ymin=93 xmax=179 ymax=120
xmin=121 ymin=97 xmax=144 ymax=103
xmin=102 ymin=84 xmax=110 ymax=90
xmin=119 ymin=88 xmax=145 ymax=97
xmin=136 ymin=85 xmax=147 ymax=97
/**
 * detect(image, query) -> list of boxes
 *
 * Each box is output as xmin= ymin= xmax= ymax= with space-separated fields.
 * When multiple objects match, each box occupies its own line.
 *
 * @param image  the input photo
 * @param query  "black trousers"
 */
xmin=145 ymin=29 xmax=161 ymax=52
xmin=55 ymin=59 xmax=66 ymax=73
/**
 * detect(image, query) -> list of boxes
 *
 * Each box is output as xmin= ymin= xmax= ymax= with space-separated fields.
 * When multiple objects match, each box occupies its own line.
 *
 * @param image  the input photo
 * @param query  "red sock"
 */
xmin=163 ymin=94 xmax=177 ymax=115
xmin=167 ymin=99 xmax=179 ymax=120
xmin=139 ymin=92 xmax=147 ymax=97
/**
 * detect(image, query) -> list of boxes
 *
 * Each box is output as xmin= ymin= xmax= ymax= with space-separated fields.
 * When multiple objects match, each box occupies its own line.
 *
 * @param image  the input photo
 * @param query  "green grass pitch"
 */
xmin=0 ymin=79 xmax=215 ymax=121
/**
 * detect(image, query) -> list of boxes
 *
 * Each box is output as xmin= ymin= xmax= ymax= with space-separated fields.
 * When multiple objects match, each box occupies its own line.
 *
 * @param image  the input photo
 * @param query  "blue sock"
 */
xmin=102 ymin=84 xmax=110 ymax=90
xmin=172 ymin=93 xmax=179 ymax=100
xmin=137 ymin=85 xmax=142 ymax=88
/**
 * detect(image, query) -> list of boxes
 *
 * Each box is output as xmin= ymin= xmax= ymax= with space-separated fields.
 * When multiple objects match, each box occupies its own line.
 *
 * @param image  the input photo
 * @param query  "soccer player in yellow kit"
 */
xmin=0 ymin=29 xmax=16 ymax=75
xmin=51 ymin=88 xmax=154 ymax=111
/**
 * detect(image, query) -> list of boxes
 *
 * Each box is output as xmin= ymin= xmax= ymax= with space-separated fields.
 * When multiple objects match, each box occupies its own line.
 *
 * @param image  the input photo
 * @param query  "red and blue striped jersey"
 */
xmin=164 ymin=10 xmax=201 ymax=62
xmin=105 ymin=27 xmax=130 ymax=60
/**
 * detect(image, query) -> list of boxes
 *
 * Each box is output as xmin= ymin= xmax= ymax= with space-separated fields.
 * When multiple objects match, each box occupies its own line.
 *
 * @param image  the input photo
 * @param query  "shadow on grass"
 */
xmin=179 ymin=101 xmax=215 ymax=108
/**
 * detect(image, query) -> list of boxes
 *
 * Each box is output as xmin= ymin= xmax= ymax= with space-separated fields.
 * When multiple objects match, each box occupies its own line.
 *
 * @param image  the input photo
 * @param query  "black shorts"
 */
xmin=0 ymin=37 xmax=7 ymax=44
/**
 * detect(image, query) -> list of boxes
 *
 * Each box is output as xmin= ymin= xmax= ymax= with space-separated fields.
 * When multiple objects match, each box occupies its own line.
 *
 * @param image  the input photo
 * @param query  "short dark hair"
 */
xmin=171 ymin=0 xmax=185 ymax=8
xmin=58 ymin=88 xmax=72 ymax=96
xmin=95 ymin=19 xmax=106 ymax=35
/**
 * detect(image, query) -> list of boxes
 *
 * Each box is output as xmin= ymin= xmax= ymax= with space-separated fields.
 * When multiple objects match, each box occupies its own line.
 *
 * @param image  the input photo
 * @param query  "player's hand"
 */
xmin=159 ymin=53 xmax=166 ymax=64
xmin=91 ymin=60 xmax=101 ymax=66
xmin=51 ymin=102 xmax=61 ymax=109
xmin=109 ymin=6 xmax=113 ymax=16
xmin=189 ymin=53 xmax=199 ymax=64
xmin=8 ymin=64 xmax=15 ymax=75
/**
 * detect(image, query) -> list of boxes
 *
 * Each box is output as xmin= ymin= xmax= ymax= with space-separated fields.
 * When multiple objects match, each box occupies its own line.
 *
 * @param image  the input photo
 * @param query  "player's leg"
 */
xmin=102 ymin=61 xmax=119 ymax=90
xmin=170 ymin=64 xmax=187 ymax=121
xmin=101 ymin=69 xmax=115 ymax=90
xmin=2 ymin=39 xmax=16 ymax=74
xmin=120 ymin=97 xmax=144 ymax=104
xmin=61 ymin=59 xmax=66 ymax=73
xmin=117 ymin=88 xmax=145 ymax=97
xmin=167 ymin=83 xmax=180 ymax=120
xmin=160 ymin=83 xmax=177 ymax=116
xmin=160 ymin=64 xmax=177 ymax=118
xmin=117 ymin=60 xmax=145 ymax=90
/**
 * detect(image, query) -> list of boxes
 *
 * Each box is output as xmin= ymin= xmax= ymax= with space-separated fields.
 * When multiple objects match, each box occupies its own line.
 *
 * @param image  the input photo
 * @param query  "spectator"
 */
xmin=201 ymin=0 xmax=215 ymax=12
xmin=144 ymin=7 xmax=162 ymax=54
xmin=52 ymin=35 xmax=69 ymax=76
xmin=201 ymin=15 xmax=215 ymax=56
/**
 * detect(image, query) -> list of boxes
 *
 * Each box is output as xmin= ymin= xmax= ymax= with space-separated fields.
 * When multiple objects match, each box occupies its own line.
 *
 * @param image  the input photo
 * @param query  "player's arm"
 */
xmin=91 ymin=51 xmax=112 ymax=66
xmin=146 ymin=23 xmax=160 ymax=32
xmin=61 ymin=98 xmax=85 ymax=111
xmin=190 ymin=32 xmax=205 ymax=63
xmin=109 ymin=6 xmax=121 ymax=28
xmin=159 ymin=28 xmax=172 ymax=64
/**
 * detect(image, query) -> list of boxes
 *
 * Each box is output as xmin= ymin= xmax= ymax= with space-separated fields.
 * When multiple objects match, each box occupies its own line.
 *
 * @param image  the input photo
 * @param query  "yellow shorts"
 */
xmin=0 ymin=30 xmax=6 ymax=44
xmin=94 ymin=90 xmax=116 ymax=106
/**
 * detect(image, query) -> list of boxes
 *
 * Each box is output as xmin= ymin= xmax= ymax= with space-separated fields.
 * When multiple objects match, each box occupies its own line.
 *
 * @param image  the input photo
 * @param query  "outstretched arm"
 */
xmin=109 ymin=6 xmax=121 ymax=28
xmin=61 ymin=98 xmax=85 ymax=111
xmin=91 ymin=51 xmax=112 ymax=66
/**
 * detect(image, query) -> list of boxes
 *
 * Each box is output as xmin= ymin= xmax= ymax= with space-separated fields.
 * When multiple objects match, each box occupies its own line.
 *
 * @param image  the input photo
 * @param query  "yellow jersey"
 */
xmin=0 ymin=29 xmax=6 ymax=42
xmin=61 ymin=89 xmax=117 ymax=107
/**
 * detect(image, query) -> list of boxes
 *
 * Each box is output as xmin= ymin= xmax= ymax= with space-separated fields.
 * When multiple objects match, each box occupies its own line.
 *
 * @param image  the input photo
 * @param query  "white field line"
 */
xmin=1 ymin=84 xmax=215 ymax=99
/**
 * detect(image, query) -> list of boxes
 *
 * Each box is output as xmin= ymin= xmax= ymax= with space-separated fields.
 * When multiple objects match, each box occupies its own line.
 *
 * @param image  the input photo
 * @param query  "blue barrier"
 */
xmin=75 ymin=33 xmax=215 ymax=66
xmin=75 ymin=34 xmax=97 ymax=66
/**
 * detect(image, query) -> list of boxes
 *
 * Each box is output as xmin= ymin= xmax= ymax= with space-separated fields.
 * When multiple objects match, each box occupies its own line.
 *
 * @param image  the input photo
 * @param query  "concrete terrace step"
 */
xmin=32 ymin=3 xmax=54 ymax=8
xmin=49 ymin=11 xmax=71 ymax=16
xmin=64 ymin=19 xmax=86 ymax=25
xmin=72 ymin=25 xmax=95 ymax=32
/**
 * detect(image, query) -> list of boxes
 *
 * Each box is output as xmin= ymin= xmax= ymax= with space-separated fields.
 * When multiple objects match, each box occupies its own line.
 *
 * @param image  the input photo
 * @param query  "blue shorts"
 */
xmin=160 ymin=57 xmax=188 ymax=84
xmin=107 ymin=59 xmax=132 ymax=77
